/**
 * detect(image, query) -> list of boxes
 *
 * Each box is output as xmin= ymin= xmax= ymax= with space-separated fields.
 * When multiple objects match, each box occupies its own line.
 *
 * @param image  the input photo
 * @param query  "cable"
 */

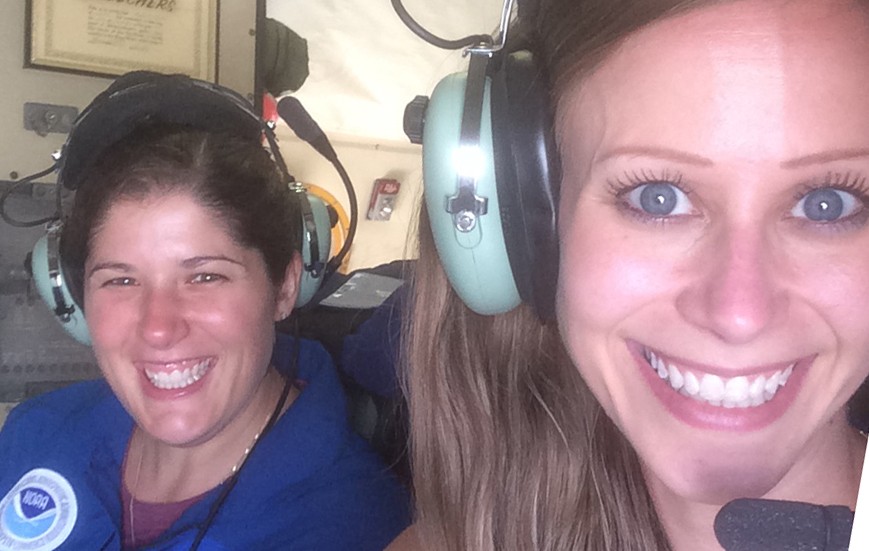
xmin=0 ymin=165 xmax=60 ymax=228
xmin=390 ymin=0 xmax=493 ymax=50
xmin=275 ymin=96 xmax=358 ymax=281
xmin=324 ymin=156 xmax=357 ymax=278
xmin=187 ymin=336 xmax=297 ymax=551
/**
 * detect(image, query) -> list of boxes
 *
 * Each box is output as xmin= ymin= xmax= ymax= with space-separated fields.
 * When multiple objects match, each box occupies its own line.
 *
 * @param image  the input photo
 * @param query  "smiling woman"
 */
xmin=398 ymin=0 xmax=869 ymax=550
xmin=0 ymin=73 xmax=409 ymax=550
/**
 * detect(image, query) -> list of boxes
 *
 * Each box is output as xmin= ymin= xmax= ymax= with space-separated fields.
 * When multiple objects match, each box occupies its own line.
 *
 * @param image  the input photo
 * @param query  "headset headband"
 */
xmin=58 ymin=71 xmax=269 ymax=191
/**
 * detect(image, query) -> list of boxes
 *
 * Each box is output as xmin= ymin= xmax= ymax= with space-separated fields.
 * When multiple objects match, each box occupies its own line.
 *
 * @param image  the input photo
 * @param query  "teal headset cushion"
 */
xmin=295 ymin=194 xmax=332 ymax=307
xmin=423 ymin=72 xmax=521 ymax=315
xmin=31 ymin=233 xmax=91 ymax=345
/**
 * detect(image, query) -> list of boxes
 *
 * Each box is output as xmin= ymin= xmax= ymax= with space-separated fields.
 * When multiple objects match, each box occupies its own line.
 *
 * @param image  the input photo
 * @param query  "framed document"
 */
xmin=26 ymin=0 xmax=217 ymax=81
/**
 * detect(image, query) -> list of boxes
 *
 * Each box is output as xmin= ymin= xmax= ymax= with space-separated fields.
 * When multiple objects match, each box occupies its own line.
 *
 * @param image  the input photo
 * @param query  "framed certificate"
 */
xmin=25 ymin=0 xmax=217 ymax=81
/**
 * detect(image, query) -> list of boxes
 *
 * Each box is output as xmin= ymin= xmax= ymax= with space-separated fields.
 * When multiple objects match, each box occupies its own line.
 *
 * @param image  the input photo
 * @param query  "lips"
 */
xmin=642 ymin=346 xmax=795 ymax=408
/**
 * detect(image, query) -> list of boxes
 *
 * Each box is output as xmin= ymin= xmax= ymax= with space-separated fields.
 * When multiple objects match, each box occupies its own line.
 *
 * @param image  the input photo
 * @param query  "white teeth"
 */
xmin=699 ymin=374 xmax=725 ymax=404
xmin=748 ymin=376 xmax=766 ymax=406
xmin=644 ymin=348 xmax=795 ymax=409
xmin=668 ymin=364 xmax=684 ymax=390
xmin=145 ymin=359 xmax=210 ymax=390
xmin=683 ymin=371 xmax=700 ymax=396
xmin=656 ymin=360 xmax=668 ymax=380
xmin=724 ymin=376 xmax=749 ymax=403
xmin=764 ymin=371 xmax=781 ymax=400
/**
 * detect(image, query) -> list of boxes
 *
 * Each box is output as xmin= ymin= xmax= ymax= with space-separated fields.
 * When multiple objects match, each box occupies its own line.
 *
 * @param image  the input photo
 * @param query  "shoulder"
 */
xmin=273 ymin=334 xmax=335 ymax=376
xmin=385 ymin=525 xmax=424 ymax=551
xmin=255 ymin=380 xmax=411 ymax=517
xmin=2 ymin=380 xmax=118 ymax=436
xmin=0 ymin=381 xmax=127 ymax=513
xmin=221 ymin=434 xmax=411 ymax=550
xmin=0 ymin=380 xmax=127 ymax=475
xmin=266 ymin=473 xmax=411 ymax=551
xmin=236 ymin=337 xmax=411 ymax=549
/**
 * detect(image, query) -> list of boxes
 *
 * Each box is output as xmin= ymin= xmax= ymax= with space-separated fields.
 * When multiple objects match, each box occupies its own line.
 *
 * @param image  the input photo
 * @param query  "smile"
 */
xmin=144 ymin=358 xmax=213 ymax=390
xmin=642 ymin=347 xmax=794 ymax=408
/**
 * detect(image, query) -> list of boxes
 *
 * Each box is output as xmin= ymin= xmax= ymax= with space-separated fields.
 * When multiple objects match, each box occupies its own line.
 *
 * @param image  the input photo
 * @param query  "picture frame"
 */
xmin=25 ymin=0 xmax=218 ymax=81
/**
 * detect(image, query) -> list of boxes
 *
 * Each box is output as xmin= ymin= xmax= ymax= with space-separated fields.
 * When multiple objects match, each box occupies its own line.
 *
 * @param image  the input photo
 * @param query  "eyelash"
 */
xmin=102 ymin=277 xmax=135 ymax=288
xmin=793 ymin=171 xmax=869 ymax=229
xmin=190 ymin=273 xmax=226 ymax=284
xmin=98 ymin=273 xmax=226 ymax=288
xmin=605 ymin=169 xmax=869 ymax=231
xmin=606 ymin=169 xmax=692 ymax=223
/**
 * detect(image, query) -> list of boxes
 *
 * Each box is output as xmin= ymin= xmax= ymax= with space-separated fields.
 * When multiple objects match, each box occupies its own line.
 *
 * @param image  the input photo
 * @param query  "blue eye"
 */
xmin=792 ymin=188 xmax=861 ymax=222
xmin=625 ymin=182 xmax=694 ymax=216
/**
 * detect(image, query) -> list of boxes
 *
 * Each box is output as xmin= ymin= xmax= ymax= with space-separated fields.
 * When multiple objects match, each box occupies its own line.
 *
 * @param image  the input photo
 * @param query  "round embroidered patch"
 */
xmin=0 ymin=469 xmax=77 ymax=551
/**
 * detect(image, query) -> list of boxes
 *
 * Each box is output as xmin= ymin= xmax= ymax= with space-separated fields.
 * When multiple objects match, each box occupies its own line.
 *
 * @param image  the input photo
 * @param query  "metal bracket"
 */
xmin=23 ymin=103 xmax=78 ymax=137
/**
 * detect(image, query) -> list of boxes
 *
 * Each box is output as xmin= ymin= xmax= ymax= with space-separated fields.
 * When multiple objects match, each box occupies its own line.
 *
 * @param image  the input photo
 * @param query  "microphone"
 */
xmin=274 ymin=94 xmax=359 ymax=288
xmin=714 ymin=498 xmax=854 ymax=551
xmin=276 ymin=96 xmax=337 ymax=162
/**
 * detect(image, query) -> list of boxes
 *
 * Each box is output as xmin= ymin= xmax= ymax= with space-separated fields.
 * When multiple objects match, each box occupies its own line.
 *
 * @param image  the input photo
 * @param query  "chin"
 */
xmin=656 ymin=455 xmax=785 ymax=505
xmin=138 ymin=414 xmax=215 ymax=447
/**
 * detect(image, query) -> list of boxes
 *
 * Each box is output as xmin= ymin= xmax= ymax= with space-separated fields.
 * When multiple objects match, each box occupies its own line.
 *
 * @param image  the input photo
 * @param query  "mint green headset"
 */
xmin=25 ymin=72 xmax=351 ymax=345
xmin=399 ymin=0 xmax=561 ymax=319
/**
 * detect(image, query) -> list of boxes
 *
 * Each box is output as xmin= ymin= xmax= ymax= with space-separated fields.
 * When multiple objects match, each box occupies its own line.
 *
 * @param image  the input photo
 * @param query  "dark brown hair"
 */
xmin=60 ymin=123 xmax=299 ymax=305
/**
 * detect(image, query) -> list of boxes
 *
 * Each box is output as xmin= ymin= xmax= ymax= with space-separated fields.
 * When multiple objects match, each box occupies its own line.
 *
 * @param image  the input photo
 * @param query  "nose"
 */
xmin=138 ymin=286 xmax=189 ymax=349
xmin=675 ymin=225 xmax=788 ymax=344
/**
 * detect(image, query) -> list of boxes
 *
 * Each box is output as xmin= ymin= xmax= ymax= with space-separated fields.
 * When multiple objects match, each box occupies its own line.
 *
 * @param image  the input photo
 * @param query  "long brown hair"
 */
xmin=403 ymin=1 xmax=718 ymax=549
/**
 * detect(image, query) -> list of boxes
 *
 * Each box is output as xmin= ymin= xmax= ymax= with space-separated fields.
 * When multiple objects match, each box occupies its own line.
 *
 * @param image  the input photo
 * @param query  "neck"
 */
xmin=648 ymin=412 xmax=866 ymax=551
xmin=125 ymin=367 xmax=296 ymax=503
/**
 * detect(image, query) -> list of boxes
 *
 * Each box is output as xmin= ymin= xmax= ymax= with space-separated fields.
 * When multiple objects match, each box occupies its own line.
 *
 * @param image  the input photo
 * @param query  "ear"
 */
xmin=274 ymin=252 xmax=302 ymax=321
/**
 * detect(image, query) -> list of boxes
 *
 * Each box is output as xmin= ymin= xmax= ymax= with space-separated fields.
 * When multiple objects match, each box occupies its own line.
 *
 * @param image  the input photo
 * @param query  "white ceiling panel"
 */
xmin=266 ymin=0 xmax=503 ymax=142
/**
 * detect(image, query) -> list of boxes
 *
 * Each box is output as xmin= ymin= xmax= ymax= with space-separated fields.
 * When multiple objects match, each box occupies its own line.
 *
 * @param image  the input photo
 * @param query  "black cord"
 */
xmin=187 ymin=336 xmax=298 ymax=551
xmin=390 ymin=0 xmax=492 ymax=50
xmin=0 ymin=165 xmax=61 ymax=228
xmin=324 ymin=155 xmax=358 ymax=279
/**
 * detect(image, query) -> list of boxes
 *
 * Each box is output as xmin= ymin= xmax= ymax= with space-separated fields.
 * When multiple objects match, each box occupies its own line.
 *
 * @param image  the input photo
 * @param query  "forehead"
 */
xmin=560 ymin=0 xmax=869 ymax=166
xmin=93 ymin=191 xmax=238 ymax=248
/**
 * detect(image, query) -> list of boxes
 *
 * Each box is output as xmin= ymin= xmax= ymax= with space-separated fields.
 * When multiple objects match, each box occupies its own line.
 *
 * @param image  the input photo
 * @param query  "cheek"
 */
xmin=556 ymin=208 xmax=682 ymax=333
xmin=797 ymin=257 xmax=869 ymax=360
xmin=83 ymin=293 xmax=132 ymax=348
xmin=194 ymin=289 xmax=278 ymax=360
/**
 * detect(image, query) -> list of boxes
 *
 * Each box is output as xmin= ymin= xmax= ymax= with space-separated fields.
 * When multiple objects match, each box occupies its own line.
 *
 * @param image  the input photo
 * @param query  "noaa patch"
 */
xmin=0 ymin=469 xmax=77 ymax=550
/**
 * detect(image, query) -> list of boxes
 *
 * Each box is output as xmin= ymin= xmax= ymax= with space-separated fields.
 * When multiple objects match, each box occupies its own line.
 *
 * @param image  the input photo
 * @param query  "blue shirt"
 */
xmin=0 ymin=336 xmax=410 ymax=550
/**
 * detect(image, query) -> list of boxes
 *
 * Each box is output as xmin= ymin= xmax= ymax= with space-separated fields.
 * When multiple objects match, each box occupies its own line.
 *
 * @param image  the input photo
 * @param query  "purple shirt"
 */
xmin=120 ymin=462 xmax=207 ymax=549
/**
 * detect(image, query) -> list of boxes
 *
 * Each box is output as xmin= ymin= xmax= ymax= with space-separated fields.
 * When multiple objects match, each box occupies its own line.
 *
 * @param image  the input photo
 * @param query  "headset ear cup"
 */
xmin=295 ymin=193 xmax=332 ymax=308
xmin=491 ymin=51 xmax=561 ymax=320
xmin=31 ymin=231 xmax=91 ymax=345
xmin=422 ymin=71 xmax=521 ymax=315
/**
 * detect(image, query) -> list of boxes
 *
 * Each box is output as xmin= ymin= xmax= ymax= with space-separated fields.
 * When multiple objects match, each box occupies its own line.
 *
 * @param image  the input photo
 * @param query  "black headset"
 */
xmin=397 ymin=0 xmax=561 ymax=320
xmin=18 ymin=71 xmax=354 ymax=345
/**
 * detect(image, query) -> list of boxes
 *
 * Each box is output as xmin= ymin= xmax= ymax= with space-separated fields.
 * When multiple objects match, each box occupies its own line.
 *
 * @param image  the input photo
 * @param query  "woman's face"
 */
xmin=556 ymin=0 xmax=869 ymax=504
xmin=83 ymin=192 xmax=298 ymax=447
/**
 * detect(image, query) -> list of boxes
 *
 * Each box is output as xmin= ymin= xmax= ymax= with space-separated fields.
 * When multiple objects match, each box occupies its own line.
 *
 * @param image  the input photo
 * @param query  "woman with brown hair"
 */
xmin=393 ymin=0 xmax=869 ymax=549
xmin=0 ymin=73 xmax=410 ymax=550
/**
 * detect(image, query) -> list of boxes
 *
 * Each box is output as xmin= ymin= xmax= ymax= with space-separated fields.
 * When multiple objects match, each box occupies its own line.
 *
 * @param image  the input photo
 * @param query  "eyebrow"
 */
xmin=87 ymin=255 xmax=244 ymax=278
xmin=779 ymin=148 xmax=869 ymax=169
xmin=596 ymin=146 xmax=869 ymax=169
xmin=180 ymin=255 xmax=245 ymax=269
xmin=596 ymin=146 xmax=714 ymax=167
xmin=87 ymin=262 xmax=132 ymax=278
